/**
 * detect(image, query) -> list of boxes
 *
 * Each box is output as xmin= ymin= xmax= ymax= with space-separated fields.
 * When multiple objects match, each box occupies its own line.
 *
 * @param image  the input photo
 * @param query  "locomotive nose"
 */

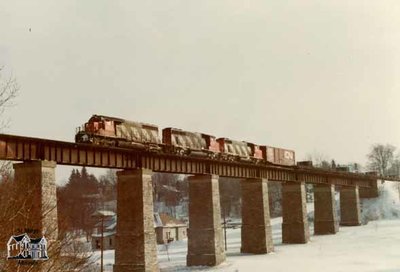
xmin=75 ymin=131 xmax=90 ymax=143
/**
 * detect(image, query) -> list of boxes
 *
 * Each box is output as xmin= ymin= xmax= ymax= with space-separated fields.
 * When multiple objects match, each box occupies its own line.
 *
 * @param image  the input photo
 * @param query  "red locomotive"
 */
xmin=216 ymin=138 xmax=263 ymax=162
xmin=162 ymin=128 xmax=220 ymax=157
xmin=75 ymin=115 xmax=296 ymax=166
xmin=75 ymin=115 xmax=161 ymax=151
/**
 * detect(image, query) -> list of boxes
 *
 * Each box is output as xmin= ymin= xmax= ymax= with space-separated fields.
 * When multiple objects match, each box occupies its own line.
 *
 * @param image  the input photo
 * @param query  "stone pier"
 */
xmin=241 ymin=178 xmax=274 ymax=254
xmin=314 ymin=184 xmax=339 ymax=235
xmin=12 ymin=161 xmax=58 ymax=240
xmin=340 ymin=186 xmax=361 ymax=226
xmin=359 ymin=180 xmax=379 ymax=198
xmin=187 ymin=174 xmax=225 ymax=266
xmin=282 ymin=181 xmax=310 ymax=244
xmin=114 ymin=169 xmax=159 ymax=272
xmin=7 ymin=161 xmax=58 ymax=272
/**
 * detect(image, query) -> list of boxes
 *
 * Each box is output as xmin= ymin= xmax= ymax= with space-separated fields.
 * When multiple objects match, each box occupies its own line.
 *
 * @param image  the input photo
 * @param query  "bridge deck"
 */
xmin=0 ymin=133 xmax=398 ymax=188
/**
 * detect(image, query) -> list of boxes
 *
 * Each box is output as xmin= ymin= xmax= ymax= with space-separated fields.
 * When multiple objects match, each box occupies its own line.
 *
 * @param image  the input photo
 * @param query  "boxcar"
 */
xmin=260 ymin=146 xmax=296 ymax=166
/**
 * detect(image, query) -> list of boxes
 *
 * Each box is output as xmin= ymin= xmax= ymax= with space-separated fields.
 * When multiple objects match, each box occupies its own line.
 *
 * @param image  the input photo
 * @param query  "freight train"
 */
xmin=75 ymin=114 xmax=296 ymax=166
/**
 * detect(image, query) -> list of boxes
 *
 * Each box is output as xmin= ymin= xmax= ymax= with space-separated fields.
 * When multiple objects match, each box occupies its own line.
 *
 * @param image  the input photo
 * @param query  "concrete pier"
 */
xmin=241 ymin=178 xmax=274 ymax=254
xmin=187 ymin=174 xmax=225 ymax=266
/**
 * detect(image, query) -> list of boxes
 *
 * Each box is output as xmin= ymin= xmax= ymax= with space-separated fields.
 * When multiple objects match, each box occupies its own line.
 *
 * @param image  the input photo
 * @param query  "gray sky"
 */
xmin=1 ymin=1 xmax=399 ymax=184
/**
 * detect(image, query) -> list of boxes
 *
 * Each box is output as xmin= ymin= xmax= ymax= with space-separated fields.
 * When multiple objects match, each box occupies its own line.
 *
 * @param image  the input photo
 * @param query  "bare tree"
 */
xmin=305 ymin=151 xmax=331 ymax=169
xmin=367 ymin=144 xmax=396 ymax=176
xmin=0 ymin=175 xmax=96 ymax=271
xmin=388 ymin=154 xmax=400 ymax=177
xmin=0 ymin=66 xmax=19 ymax=131
xmin=0 ymin=67 xmax=19 ymax=174
xmin=0 ymin=69 xmax=96 ymax=271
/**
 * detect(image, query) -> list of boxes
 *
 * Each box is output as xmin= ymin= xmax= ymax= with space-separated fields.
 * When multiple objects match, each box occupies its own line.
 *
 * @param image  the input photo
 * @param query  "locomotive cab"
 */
xmin=75 ymin=115 xmax=119 ymax=144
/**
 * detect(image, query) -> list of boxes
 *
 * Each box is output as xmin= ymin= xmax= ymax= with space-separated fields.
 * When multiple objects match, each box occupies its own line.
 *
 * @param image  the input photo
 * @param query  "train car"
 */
xmin=260 ymin=146 xmax=295 ymax=166
xmin=162 ymin=127 xmax=219 ymax=157
xmin=216 ymin=138 xmax=263 ymax=162
xmin=247 ymin=143 xmax=264 ymax=161
xmin=297 ymin=161 xmax=313 ymax=168
xmin=75 ymin=115 xmax=161 ymax=150
xmin=75 ymin=115 xmax=298 ymax=165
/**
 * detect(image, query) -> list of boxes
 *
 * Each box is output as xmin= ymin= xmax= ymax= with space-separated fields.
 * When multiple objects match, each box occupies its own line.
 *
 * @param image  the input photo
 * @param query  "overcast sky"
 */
xmin=1 ymin=1 xmax=399 ymax=184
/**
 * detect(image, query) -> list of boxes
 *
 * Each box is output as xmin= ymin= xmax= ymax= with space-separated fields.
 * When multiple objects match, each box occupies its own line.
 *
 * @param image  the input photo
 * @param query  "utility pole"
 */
xmin=100 ymin=214 xmax=104 ymax=272
xmin=100 ymin=187 xmax=105 ymax=272
xmin=223 ymin=206 xmax=227 ymax=251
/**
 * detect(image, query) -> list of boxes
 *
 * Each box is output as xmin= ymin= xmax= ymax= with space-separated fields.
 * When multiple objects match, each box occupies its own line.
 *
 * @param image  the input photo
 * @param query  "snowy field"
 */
xmin=92 ymin=182 xmax=400 ymax=272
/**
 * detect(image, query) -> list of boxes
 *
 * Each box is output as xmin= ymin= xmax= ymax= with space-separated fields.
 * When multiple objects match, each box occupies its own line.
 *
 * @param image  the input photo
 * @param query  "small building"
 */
xmin=154 ymin=213 xmax=187 ymax=244
xmin=90 ymin=210 xmax=187 ymax=250
xmin=91 ymin=210 xmax=116 ymax=251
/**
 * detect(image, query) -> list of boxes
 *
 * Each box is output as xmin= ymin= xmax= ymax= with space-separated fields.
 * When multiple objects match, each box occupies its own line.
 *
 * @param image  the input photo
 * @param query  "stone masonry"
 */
xmin=114 ymin=169 xmax=159 ymax=272
xmin=187 ymin=174 xmax=226 ymax=266
xmin=340 ymin=186 xmax=361 ymax=226
xmin=241 ymin=178 xmax=274 ymax=254
xmin=8 ymin=161 xmax=58 ymax=272
xmin=282 ymin=181 xmax=310 ymax=244
xmin=314 ymin=184 xmax=339 ymax=235
xmin=359 ymin=180 xmax=379 ymax=198
xmin=12 ymin=161 xmax=58 ymax=241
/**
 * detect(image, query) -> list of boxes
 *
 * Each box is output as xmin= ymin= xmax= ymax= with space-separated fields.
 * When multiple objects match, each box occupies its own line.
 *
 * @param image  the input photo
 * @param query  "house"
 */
xmin=154 ymin=213 xmax=187 ymax=244
xmin=91 ymin=210 xmax=116 ymax=251
xmin=90 ymin=210 xmax=188 ymax=250
xmin=7 ymin=233 xmax=48 ymax=260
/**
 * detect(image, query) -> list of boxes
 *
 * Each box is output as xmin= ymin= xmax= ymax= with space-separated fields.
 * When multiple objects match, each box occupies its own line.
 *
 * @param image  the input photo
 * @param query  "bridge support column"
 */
xmin=314 ymin=184 xmax=339 ymax=234
xmin=340 ymin=186 xmax=361 ymax=226
xmin=187 ymin=174 xmax=225 ymax=266
xmin=241 ymin=178 xmax=274 ymax=254
xmin=282 ymin=181 xmax=310 ymax=243
xmin=359 ymin=180 xmax=379 ymax=198
xmin=7 ymin=161 xmax=58 ymax=272
xmin=114 ymin=169 xmax=159 ymax=272
xmin=12 ymin=161 xmax=58 ymax=240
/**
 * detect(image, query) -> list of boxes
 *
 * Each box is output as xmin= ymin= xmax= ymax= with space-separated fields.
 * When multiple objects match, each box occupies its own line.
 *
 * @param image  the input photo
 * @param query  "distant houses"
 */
xmin=91 ymin=210 xmax=187 ymax=250
xmin=7 ymin=233 xmax=48 ymax=260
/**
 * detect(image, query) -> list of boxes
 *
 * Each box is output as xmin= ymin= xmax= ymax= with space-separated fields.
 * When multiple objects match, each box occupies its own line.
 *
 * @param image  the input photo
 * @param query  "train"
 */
xmin=75 ymin=114 xmax=296 ymax=166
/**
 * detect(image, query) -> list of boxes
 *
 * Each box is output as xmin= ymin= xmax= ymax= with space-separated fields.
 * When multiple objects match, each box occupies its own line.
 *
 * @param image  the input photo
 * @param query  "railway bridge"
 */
xmin=0 ymin=133 xmax=397 ymax=272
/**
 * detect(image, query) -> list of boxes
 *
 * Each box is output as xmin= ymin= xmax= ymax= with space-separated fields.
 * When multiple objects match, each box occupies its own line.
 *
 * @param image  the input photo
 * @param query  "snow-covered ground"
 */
xmin=92 ymin=181 xmax=400 ymax=272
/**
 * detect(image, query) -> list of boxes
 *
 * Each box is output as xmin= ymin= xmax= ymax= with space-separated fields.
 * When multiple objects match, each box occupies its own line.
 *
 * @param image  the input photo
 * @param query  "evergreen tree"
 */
xmin=57 ymin=167 xmax=100 ymax=238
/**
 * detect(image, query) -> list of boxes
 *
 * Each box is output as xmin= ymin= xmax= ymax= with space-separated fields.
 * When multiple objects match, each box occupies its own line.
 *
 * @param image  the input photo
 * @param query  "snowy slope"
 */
xmin=92 ymin=181 xmax=400 ymax=272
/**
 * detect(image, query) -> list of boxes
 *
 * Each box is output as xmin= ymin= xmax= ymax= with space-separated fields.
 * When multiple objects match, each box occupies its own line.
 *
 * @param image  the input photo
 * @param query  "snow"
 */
xmin=91 ymin=181 xmax=400 ymax=272
xmin=361 ymin=181 xmax=400 ymax=221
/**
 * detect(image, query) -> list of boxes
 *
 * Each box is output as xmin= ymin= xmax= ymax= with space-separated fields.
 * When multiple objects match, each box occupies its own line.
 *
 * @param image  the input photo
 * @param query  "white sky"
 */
xmin=1 ymin=1 xmax=400 ymax=183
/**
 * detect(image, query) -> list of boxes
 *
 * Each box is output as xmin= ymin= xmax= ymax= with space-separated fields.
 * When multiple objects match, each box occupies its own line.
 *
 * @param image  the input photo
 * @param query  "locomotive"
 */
xmin=75 ymin=115 xmax=161 ymax=151
xmin=75 ymin=114 xmax=295 ymax=166
xmin=216 ymin=138 xmax=263 ymax=162
xmin=162 ymin=127 xmax=219 ymax=157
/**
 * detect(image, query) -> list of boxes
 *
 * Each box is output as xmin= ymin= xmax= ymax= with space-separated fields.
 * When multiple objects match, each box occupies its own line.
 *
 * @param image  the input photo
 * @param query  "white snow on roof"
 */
xmin=92 ymin=210 xmax=116 ymax=217
xmin=153 ymin=213 xmax=163 ymax=228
